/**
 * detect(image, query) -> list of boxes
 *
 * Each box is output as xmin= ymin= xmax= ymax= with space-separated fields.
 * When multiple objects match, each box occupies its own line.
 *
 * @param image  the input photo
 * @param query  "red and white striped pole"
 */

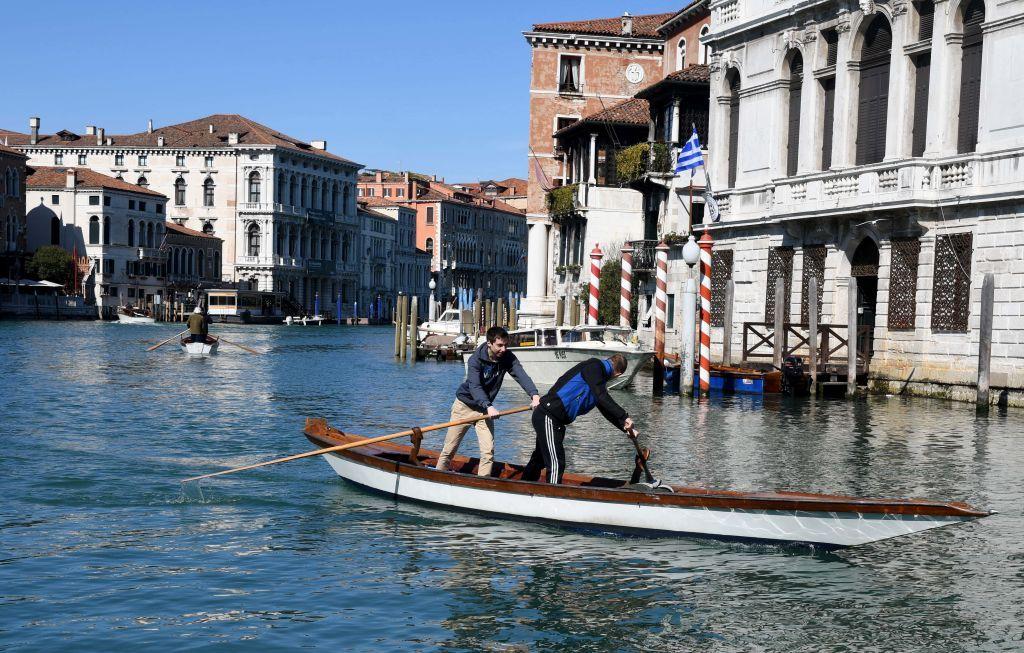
xmin=588 ymin=245 xmax=603 ymax=325
xmin=654 ymin=241 xmax=669 ymax=363
xmin=698 ymin=230 xmax=714 ymax=396
xmin=619 ymin=244 xmax=633 ymax=328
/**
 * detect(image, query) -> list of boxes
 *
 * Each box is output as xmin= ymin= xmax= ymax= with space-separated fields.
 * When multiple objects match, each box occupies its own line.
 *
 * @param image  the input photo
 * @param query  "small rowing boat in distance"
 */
xmin=303 ymin=418 xmax=992 ymax=549
xmin=181 ymin=335 xmax=219 ymax=355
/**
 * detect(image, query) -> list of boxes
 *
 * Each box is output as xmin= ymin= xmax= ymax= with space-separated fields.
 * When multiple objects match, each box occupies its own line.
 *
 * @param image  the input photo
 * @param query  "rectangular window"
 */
xmin=205 ymin=155 xmax=214 ymax=168
xmin=918 ymin=0 xmax=935 ymax=40
xmin=89 ymin=195 xmax=100 ymax=206
xmin=824 ymin=29 xmax=838 ymax=67
xmin=426 ymin=207 xmax=434 ymax=224
xmin=51 ymin=195 xmax=59 ymax=205
xmin=888 ymin=238 xmax=921 ymax=329
xmin=912 ymin=54 xmax=931 ymax=157
xmin=558 ymin=55 xmax=582 ymax=94
xmin=138 ymin=154 xmax=147 ymax=166
xmin=129 ymin=200 xmax=136 ymax=210
xmin=710 ymin=250 xmax=734 ymax=327
xmin=54 ymin=153 xmax=63 ymax=165
xmin=115 ymin=154 xmax=124 ymax=166
xmin=104 ymin=196 xmax=110 ymax=207
xmin=384 ymin=188 xmax=392 ymax=197
xmin=139 ymin=201 xmax=147 ymax=212
xmin=667 ymin=294 xmax=675 ymax=329
xmin=176 ymin=154 xmax=186 ymax=167
xmin=157 ymin=204 xmax=163 ymax=214
xmin=396 ymin=188 xmax=404 ymax=197
xmin=821 ymin=77 xmax=836 ymax=170
xmin=78 ymin=154 xmax=87 ymax=165
xmin=930 ymin=233 xmax=972 ymax=332
xmin=357 ymin=187 xmax=364 ymax=196
xmin=765 ymin=246 xmax=794 ymax=323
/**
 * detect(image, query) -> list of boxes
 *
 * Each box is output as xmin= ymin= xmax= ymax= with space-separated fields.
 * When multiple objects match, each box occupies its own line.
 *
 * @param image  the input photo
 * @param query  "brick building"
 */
xmin=1 ymin=143 xmax=28 ymax=281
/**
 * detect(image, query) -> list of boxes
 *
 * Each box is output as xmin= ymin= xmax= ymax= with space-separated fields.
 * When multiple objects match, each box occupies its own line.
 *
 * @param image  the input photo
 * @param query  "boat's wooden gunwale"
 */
xmin=303 ymin=423 xmax=986 ymax=518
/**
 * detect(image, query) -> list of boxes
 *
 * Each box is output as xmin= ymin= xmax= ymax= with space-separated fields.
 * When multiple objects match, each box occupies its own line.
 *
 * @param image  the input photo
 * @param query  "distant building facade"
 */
xmin=1 ymin=143 xmax=28 ymax=280
xmin=165 ymin=221 xmax=223 ymax=293
xmin=357 ymin=202 xmax=397 ymax=319
xmin=5 ymin=114 xmax=362 ymax=312
xmin=26 ymin=167 xmax=168 ymax=307
xmin=451 ymin=178 xmax=528 ymax=211
xmin=360 ymin=196 xmax=432 ymax=312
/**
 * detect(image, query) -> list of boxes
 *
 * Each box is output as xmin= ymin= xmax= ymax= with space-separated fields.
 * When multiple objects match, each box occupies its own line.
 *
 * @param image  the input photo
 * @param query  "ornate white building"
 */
xmin=5 ymin=114 xmax=362 ymax=312
xmin=704 ymin=0 xmax=1024 ymax=402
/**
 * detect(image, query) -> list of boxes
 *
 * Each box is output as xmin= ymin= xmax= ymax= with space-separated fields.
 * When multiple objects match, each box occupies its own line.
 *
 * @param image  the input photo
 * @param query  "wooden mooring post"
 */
xmin=808 ymin=276 xmax=819 ymax=392
xmin=847 ymin=278 xmax=858 ymax=398
xmin=473 ymin=299 xmax=482 ymax=336
xmin=408 ymin=295 xmax=418 ymax=363
xmin=773 ymin=278 xmax=785 ymax=371
xmin=393 ymin=294 xmax=403 ymax=357
xmin=555 ymin=298 xmax=564 ymax=327
xmin=722 ymin=279 xmax=734 ymax=367
xmin=496 ymin=298 xmax=505 ymax=329
xmin=976 ymin=272 xmax=994 ymax=412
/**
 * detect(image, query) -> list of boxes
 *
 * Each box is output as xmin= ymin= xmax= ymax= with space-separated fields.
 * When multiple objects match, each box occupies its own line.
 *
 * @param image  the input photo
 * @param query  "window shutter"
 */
xmin=912 ymin=53 xmax=931 ymax=157
xmin=957 ymin=0 xmax=985 ymax=153
xmin=787 ymin=54 xmax=803 ymax=176
xmin=856 ymin=17 xmax=892 ymax=165
xmin=917 ymin=0 xmax=934 ymax=41
xmin=821 ymin=77 xmax=836 ymax=170
xmin=728 ymin=75 xmax=741 ymax=187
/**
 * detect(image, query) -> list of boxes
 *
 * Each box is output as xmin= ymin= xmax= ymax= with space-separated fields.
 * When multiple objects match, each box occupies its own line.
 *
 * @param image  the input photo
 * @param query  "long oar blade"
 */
xmin=216 ymin=336 xmax=263 ymax=355
xmin=147 ymin=329 xmax=190 ymax=352
xmin=181 ymin=405 xmax=530 ymax=483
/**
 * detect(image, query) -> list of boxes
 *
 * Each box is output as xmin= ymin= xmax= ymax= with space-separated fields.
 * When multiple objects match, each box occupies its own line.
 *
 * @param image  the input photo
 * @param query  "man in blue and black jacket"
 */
xmin=522 ymin=354 xmax=635 ymax=484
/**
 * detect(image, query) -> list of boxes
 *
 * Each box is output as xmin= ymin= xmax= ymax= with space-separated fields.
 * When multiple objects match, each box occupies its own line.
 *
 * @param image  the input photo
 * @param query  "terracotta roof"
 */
xmin=358 ymin=196 xmax=410 ymax=209
xmin=1 ymin=114 xmax=358 ymax=165
xmin=555 ymin=98 xmax=650 ymax=136
xmin=497 ymin=177 xmax=528 ymax=195
xmin=532 ymin=12 xmax=675 ymax=38
xmin=358 ymin=206 xmax=395 ymax=221
xmin=0 ymin=142 xmax=27 ymax=157
xmin=634 ymin=64 xmax=711 ymax=99
xmin=166 ymin=222 xmax=221 ymax=240
xmin=454 ymin=177 xmax=528 ymax=196
xmin=27 ymin=166 xmax=167 ymax=198
xmin=656 ymin=0 xmax=709 ymax=36
xmin=405 ymin=183 xmax=525 ymax=215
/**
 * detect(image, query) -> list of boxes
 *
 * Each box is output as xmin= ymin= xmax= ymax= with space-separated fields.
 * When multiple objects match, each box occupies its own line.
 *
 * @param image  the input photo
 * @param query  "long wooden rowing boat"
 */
xmin=181 ymin=335 xmax=219 ymax=355
xmin=303 ymin=418 xmax=991 ymax=548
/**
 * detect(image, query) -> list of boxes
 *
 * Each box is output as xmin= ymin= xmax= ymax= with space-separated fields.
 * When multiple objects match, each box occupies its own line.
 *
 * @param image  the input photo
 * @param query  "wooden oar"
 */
xmin=181 ymin=405 xmax=531 ymax=483
xmin=215 ymin=336 xmax=262 ymax=355
xmin=147 ymin=329 xmax=190 ymax=352
xmin=625 ymin=427 xmax=671 ymax=491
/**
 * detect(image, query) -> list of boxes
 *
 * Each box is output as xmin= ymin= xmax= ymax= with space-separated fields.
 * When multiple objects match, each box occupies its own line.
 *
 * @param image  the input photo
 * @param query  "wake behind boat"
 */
xmin=303 ymin=417 xmax=991 ymax=548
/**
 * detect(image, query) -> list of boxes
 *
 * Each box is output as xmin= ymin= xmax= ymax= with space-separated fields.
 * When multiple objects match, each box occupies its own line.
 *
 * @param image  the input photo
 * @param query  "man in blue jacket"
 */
xmin=522 ymin=354 xmax=635 ymax=484
xmin=435 ymin=326 xmax=540 ymax=477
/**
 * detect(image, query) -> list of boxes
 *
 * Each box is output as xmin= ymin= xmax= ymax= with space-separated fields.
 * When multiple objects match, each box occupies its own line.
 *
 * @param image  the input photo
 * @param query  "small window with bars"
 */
xmin=930 ymin=233 xmax=972 ymax=332
xmin=801 ymin=245 xmax=827 ymax=323
xmin=765 ymin=246 xmax=795 ymax=322
xmin=710 ymin=250 xmax=734 ymax=327
xmin=888 ymin=238 xmax=921 ymax=330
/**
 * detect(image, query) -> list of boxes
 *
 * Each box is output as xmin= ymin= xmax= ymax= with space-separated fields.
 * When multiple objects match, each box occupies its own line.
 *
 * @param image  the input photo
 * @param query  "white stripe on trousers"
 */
xmin=545 ymin=413 xmax=559 ymax=484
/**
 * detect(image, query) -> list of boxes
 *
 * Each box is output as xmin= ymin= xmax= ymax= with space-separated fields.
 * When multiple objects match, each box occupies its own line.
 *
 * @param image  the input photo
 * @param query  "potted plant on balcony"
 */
xmin=615 ymin=143 xmax=649 ymax=185
xmin=566 ymin=264 xmax=582 ymax=275
xmin=546 ymin=184 xmax=578 ymax=221
xmin=661 ymin=232 xmax=687 ymax=246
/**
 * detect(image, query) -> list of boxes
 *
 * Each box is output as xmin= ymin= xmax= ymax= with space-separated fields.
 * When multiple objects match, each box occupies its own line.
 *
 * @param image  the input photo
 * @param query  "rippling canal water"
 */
xmin=1 ymin=321 xmax=1022 ymax=651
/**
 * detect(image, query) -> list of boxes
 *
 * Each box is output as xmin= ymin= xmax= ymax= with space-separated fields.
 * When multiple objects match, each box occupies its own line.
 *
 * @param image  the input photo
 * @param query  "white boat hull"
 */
xmin=322 ymin=453 xmax=974 ymax=548
xmin=180 ymin=338 xmax=219 ymax=355
xmin=117 ymin=314 xmax=155 ymax=324
xmin=510 ymin=347 xmax=653 ymax=389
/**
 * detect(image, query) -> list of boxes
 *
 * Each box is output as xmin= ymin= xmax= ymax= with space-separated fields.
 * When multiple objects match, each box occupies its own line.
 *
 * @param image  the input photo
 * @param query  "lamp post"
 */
xmin=428 ymin=277 xmax=437 ymax=321
xmin=681 ymin=235 xmax=701 ymax=394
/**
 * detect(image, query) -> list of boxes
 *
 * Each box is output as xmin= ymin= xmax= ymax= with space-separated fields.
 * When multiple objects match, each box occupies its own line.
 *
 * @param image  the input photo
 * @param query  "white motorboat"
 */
xmin=116 ymin=306 xmax=156 ymax=324
xmin=303 ymin=418 xmax=992 ymax=549
xmin=180 ymin=335 xmax=219 ymax=355
xmin=285 ymin=315 xmax=325 ymax=326
xmin=417 ymin=307 xmax=464 ymax=341
xmin=472 ymin=325 xmax=654 ymax=390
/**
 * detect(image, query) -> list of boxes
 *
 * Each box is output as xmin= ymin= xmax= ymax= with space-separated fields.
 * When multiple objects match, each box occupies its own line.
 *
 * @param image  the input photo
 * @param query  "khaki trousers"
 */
xmin=435 ymin=399 xmax=495 ymax=476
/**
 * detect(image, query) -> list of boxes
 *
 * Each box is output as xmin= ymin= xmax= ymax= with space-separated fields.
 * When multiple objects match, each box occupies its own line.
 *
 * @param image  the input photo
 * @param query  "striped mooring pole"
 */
xmin=698 ymin=229 xmax=714 ymax=396
xmin=653 ymin=241 xmax=670 ymax=396
xmin=619 ymin=244 xmax=633 ymax=328
xmin=589 ymin=245 xmax=603 ymax=325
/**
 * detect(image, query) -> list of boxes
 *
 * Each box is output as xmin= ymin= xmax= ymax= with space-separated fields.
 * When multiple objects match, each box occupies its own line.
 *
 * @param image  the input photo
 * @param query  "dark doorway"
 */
xmin=851 ymin=238 xmax=880 ymax=367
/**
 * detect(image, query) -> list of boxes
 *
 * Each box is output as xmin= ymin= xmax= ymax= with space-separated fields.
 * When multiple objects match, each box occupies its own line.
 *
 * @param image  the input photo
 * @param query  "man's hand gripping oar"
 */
xmin=625 ymin=423 xmax=673 ymax=493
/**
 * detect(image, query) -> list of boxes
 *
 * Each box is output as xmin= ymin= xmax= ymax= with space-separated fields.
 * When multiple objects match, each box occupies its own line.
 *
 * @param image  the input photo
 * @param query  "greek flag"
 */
xmin=674 ymin=128 xmax=704 ymax=176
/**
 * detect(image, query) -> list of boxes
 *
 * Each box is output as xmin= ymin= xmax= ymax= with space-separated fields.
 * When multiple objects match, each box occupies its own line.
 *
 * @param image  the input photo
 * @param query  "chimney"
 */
xmin=96 ymin=127 xmax=105 ymax=146
xmin=147 ymin=119 xmax=153 ymax=133
xmin=86 ymin=125 xmax=96 ymax=136
xmin=29 ymin=117 xmax=40 ymax=145
xmin=228 ymin=132 xmax=239 ymax=145
xmin=376 ymin=171 xmax=383 ymax=183
xmin=158 ymin=136 xmax=165 ymax=147
xmin=66 ymin=169 xmax=76 ymax=188
xmin=621 ymin=11 xmax=633 ymax=36
xmin=311 ymin=140 xmax=327 ymax=151
xmin=208 ymin=124 xmax=215 ymax=134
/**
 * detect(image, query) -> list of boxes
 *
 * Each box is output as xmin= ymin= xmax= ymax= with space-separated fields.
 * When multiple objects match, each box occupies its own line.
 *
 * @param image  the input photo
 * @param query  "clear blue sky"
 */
xmin=1 ymin=1 xmax=683 ymax=183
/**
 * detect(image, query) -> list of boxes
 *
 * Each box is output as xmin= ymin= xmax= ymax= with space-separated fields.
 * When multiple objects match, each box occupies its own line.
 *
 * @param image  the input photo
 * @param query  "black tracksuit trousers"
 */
xmin=523 ymin=407 xmax=567 ymax=484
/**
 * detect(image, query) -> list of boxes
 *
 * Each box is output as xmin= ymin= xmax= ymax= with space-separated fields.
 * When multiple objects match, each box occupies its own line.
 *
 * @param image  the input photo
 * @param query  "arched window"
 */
xmin=342 ymin=232 xmax=350 ymax=261
xmin=311 ymin=179 xmax=320 ymax=209
xmin=698 ymin=25 xmax=711 ymax=65
xmin=203 ymin=178 xmax=215 ymax=207
xmin=147 ymin=222 xmax=155 ymax=248
xmin=289 ymin=226 xmax=297 ymax=256
xmin=248 ymin=171 xmax=261 ymax=203
xmin=321 ymin=182 xmax=329 ymax=211
xmin=912 ymin=1 xmax=935 ymax=157
xmin=137 ymin=176 xmax=148 ymax=188
xmin=289 ymin=175 xmax=298 ymax=206
xmin=726 ymin=69 xmax=741 ymax=187
xmin=677 ymin=38 xmax=687 ymax=70
xmin=786 ymin=51 xmax=804 ymax=176
xmin=10 ymin=169 xmax=19 ymax=198
xmin=277 ymin=226 xmax=285 ymax=256
xmin=320 ymin=232 xmax=328 ymax=259
xmin=51 ymin=215 xmax=61 ymax=245
xmin=276 ymin=172 xmax=285 ymax=203
xmin=172 ymin=248 xmax=180 ymax=275
xmin=188 ymin=249 xmax=194 ymax=276
xmin=127 ymin=220 xmax=134 ymax=246
xmin=247 ymin=223 xmax=261 ymax=257
xmin=332 ymin=183 xmax=340 ymax=213
xmin=856 ymin=15 xmax=892 ymax=165
xmin=300 ymin=178 xmax=308 ymax=207
xmin=343 ymin=184 xmax=350 ymax=211
xmin=89 ymin=216 xmax=100 ymax=244
xmin=213 ymin=251 xmax=220 ymax=278
xmin=425 ymin=237 xmax=434 ymax=258
xmin=958 ymin=0 xmax=985 ymax=153
xmin=174 ymin=177 xmax=187 ymax=205
xmin=198 ymin=250 xmax=205 ymax=278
